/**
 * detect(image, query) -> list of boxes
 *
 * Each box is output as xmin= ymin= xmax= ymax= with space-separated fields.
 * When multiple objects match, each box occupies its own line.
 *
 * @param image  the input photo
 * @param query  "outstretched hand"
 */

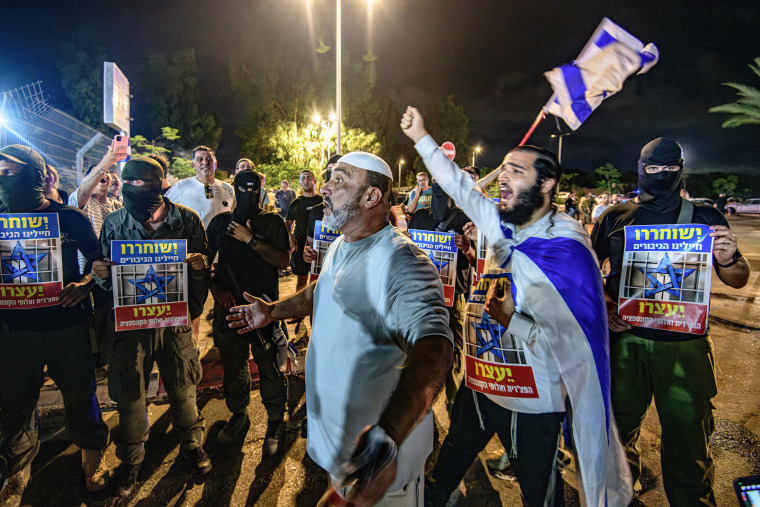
xmin=227 ymin=292 xmax=274 ymax=334
xmin=400 ymin=106 xmax=428 ymax=144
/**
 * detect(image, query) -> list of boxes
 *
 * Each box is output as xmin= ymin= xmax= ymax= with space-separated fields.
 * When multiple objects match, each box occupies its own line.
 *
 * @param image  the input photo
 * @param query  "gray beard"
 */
xmin=322 ymin=194 xmax=363 ymax=231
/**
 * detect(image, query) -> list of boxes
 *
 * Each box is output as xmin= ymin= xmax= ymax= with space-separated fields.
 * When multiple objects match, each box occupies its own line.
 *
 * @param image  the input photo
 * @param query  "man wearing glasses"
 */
xmin=166 ymin=146 xmax=235 ymax=229
xmin=591 ymin=137 xmax=750 ymax=505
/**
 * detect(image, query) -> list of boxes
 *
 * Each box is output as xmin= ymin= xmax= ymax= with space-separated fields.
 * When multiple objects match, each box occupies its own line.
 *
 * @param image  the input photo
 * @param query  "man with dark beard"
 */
xmin=227 ymin=152 xmax=453 ymax=506
xmin=91 ymin=157 xmax=212 ymax=497
xmin=591 ymin=138 xmax=750 ymax=506
xmin=402 ymin=107 xmax=632 ymax=506
xmin=408 ymin=182 xmax=476 ymax=412
xmin=206 ymin=169 xmax=290 ymax=454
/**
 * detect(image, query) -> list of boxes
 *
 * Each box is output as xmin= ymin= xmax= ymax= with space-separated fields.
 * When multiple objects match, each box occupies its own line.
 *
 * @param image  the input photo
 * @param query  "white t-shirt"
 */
xmin=165 ymin=177 xmax=235 ymax=229
xmin=592 ymin=203 xmax=612 ymax=221
xmin=306 ymin=224 xmax=453 ymax=491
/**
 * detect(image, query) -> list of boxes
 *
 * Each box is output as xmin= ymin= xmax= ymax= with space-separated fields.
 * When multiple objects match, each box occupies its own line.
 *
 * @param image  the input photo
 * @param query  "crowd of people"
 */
xmin=0 ymin=104 xmax=751 ymax=506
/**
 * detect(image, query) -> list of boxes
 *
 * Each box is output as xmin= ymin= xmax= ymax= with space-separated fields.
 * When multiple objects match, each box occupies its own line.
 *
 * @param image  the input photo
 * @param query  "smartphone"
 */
xmin=112 ymin=134 xmax=129 ymax=151
xmin=735 ymin=476 xmax=760 ymax=506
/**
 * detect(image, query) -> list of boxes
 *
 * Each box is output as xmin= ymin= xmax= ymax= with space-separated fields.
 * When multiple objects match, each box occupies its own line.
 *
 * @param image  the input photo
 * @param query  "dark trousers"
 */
xmin=109 ymin=325 xmax=203 ymax=465
xmin=611 ymin=332 xmax=717 ymax=506
xmin=213 ymin=316 xmax=286 ymax=423
xmin=0 ymin=324 xmax=109 ymax=476
xmin=444 ymin=294 xmax=465 ymax=408
xmin=426 ymin=387 xmax=564 ymax=506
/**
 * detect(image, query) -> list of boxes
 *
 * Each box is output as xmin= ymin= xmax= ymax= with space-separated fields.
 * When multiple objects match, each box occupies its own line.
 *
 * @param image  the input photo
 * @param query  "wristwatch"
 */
xmin=716 ymin=250 xmax=742 ymax=268
xmin=247 ymin=236 xmax=257 ymax=249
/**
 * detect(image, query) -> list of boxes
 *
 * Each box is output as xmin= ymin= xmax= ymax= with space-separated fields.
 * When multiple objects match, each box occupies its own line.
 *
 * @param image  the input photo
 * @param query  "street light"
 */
xmin=398 ymin=159 xmax=404 ymax=188
xmin=336 ymin=0 xmax=342 ymax=154
xmin=550 ymin=133 xmax=571 ymax=164
xmin=472 ymin=146 xmax=482 ymax=166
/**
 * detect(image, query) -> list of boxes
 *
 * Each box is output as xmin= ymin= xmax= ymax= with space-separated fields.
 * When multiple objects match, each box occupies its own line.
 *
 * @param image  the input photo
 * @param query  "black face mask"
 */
xmin=0 ymin=166 xmax=46 ymax=213
xmin=638 ymin=161 xmax=682 ymax=213
xmin=233 ymin=170 xmax=261 ymax=222
xmin=122 ymin=184 xmax=163 ymax=223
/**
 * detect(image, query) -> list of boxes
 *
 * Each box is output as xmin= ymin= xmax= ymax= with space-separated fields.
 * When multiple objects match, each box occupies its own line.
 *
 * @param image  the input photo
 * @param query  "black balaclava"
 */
xmin=232 ymin=169 xmax=261 ymax=222
xmin=0 ymin=145 xmax=47 ymax=212
xmin=121 ymin=157 xmax=164 ymax=223
xmin=637 ymin=137 xmax=684 ymax=213
xmin=430 ymin=182 xmax=452 ymax=223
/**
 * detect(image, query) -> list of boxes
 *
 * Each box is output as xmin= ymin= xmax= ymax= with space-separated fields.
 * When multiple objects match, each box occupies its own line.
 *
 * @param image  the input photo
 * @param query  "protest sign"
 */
xmin=0 ymin=213 xmax=64 ymax=309
xmin=464 ymin=273 xmax=539 ymax=398
xmin=408 ymin=229 xmax=457 ymax=306
xmin=308 ymin=220 xmax=341 ymax=283
xmin=111 ymin=239 xmax=189 ymax=331
xmin=618 ymin=224 xmax=714 ymax=334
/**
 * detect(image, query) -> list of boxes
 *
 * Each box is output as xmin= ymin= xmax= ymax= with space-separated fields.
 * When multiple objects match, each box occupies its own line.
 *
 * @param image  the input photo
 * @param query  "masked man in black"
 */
xmin=206 ymin=169 xmax=291 ymax=455
xmin=591 ymin=138 xmax=750 ymax=506
xmin=0 ymin=145 xmax=110 ymax=500
xmin=408 ymin=182 xmax=476 ymax=411
xmin=92 ymin=157 xmax=212 ymax=497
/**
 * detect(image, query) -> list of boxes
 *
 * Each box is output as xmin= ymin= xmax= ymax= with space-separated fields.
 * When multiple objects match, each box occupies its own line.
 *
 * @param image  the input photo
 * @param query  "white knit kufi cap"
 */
xmin=337 ymin=152 xmax=393 ymax=181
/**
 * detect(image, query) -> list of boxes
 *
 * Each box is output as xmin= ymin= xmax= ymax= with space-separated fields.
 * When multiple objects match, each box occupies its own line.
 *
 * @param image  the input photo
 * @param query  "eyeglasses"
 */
xmin=644 ymin=164 xmax=680 ymax=174
xmin=204 ymin=184 xmax=214 ymax=199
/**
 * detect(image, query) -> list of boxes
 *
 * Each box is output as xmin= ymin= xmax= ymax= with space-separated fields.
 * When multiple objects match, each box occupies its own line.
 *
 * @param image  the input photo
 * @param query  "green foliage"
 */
xmin=594 ymin=163 xmax=622 ymax=193
xmin=169 ymin=157 xmax=195 ymax=180
xmin=56 ymin=44 xmax=109 ymax=133
xmin=709 ymin=57 xmax=760 ymax=128
xmin=422 ymin=96 xmax=470 ymax=168
xmin=141 ymin=48 xmax=222 ymax=149
xmin=712 ymin=175 xmax=738 ymax=195
xmin=130 ymin=127 xmax=181 ymax=157
xmin=257 ymin=162 xmax=312 ymax=191
xmin=559 ymin=172 xmax=579 ymax=191
xmin=230 ymin=49 xmax=399 ymax=165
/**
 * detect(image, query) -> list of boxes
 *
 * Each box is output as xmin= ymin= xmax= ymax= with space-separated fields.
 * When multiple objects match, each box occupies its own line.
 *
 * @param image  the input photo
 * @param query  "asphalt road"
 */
xmin=13 ymin=215 xmax=760 ymax=506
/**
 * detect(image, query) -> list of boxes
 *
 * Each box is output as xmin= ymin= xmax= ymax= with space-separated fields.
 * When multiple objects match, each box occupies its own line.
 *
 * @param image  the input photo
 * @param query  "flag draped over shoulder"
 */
xmin=544 ymin=17 xmax=659 ymax=130
xmin=505 ymin=218 xmax=633 ymax=506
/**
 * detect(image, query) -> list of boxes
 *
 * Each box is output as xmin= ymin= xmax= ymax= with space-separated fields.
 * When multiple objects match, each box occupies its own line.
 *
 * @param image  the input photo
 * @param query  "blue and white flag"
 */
xmin=544 ymin=17 xmax=659 ymax=129
xmin=415 ymin=134 xmax=634 ymax=506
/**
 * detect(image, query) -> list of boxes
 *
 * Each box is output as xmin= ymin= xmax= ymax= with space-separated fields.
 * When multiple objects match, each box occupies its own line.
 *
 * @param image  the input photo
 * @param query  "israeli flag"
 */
xmin=544 ymin=18 xmax=659 ymax=130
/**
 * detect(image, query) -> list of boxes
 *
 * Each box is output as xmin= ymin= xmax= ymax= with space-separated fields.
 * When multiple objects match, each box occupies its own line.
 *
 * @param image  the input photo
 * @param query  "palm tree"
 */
xmin=709 ymin=57 xmax=760 ymax=128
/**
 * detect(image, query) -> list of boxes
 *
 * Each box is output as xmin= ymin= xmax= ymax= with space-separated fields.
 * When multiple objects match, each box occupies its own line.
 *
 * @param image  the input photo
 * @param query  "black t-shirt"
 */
xmin=0 ymin=201 xmax=100 ymax=330
xmin=207 ymin=209 xmax=290 ymax=304
xmin=591 ymin=200 xmax=731 ymax=341
xmin=408 ymin=206 xmax=472 ymax=295
xmin=307 ymin=202 xmax=326 ymax=239
xmin=286 ymin=194 xmax=323 ymax=245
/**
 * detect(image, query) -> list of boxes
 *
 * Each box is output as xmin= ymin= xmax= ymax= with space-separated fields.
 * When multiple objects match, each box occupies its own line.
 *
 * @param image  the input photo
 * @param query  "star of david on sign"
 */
xmin=1 ymin=241 xmax=48 ymax=283
xmin=128 ymin=265 xmax=175 ymax=303
xmin=471 ymin=313 xmax=505 ymax=361
xmin=428 ymin=252 xmax=449 ymax=272
xmin=638 ymin=252 xmax=695 ymax=298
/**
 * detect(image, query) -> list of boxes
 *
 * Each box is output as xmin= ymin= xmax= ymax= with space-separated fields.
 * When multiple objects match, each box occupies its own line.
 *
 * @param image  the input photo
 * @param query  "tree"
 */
xmin=422 ymin=96 xmax=470 ymax=168
xmin=708 ymin=57 xmax=760 ymax=128
xmin=559 ymin=172 xmax=579 ymax=191
xmin=594 ymin=163 xmax=622 ymax=193
xmin=56 ymin=44 xmax=109 ymax=133
xmin=712 ymin=175 xmax=738 ymax=196
xmin=141 ymin=49 xmax=222 ymax=150
xmin=130 ymin=127 xmax=194 ymax=180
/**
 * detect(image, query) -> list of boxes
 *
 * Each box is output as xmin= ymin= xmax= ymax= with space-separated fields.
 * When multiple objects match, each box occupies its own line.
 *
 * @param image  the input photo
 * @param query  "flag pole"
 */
xmin=519 ymin=110 xmax=546 ymax=146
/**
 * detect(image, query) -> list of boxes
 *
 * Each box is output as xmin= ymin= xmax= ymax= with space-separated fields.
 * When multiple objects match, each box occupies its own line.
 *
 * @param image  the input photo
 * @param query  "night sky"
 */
xmin=2 ymin=0 xmax=759 ymax=175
